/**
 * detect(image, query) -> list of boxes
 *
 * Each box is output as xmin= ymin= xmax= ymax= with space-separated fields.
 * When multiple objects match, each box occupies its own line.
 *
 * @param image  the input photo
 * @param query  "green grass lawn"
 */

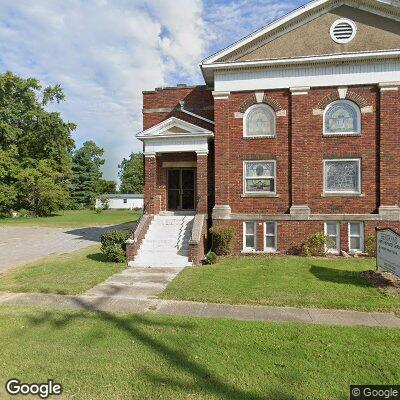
xmin=0 ymin=246 xmax=124 ymax=295
xmin=0 ymin=209 xmax=140 ymax=228
xmin=0 ymin=306 xmax=398 ymax=400
xmin=162 ymin=256 xmax=400 ymax=313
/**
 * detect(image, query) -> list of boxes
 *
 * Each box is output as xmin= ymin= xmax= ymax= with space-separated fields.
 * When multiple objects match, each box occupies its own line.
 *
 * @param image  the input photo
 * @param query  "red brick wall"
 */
xmin=380 ymin=88 xmax=400 ymax=206
xmin=214 ymin=85 xmax=396 ymax=215
xmin=143 ymin=86 xmax=214 ymax=130
xmin=214 ymin=219 xmax=400 ymax=255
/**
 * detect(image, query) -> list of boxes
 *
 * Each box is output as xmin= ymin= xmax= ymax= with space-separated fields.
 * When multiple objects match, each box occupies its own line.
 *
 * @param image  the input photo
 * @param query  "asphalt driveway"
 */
xmin=0 ymin=224 xmax=134 ymax=274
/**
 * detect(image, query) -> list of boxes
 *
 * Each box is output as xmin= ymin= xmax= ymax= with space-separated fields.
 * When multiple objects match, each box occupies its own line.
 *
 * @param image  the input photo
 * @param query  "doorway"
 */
xmin=167 ymin=169 xmax=195 ymax=211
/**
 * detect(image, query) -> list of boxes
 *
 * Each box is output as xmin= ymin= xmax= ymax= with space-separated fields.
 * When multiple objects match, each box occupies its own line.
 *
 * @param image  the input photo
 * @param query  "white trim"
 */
xmin=323 ymin=158 xmax=362 ymax=195
xmin=203 ymin=50 xmax=400 ymax=71
xmin=323 ymin=100 xmax=361 ymax=136
xmin=137 ymin=116 xmax=213 ymax=139
xmin=264 ymin=221 xmax=278 ymax=253
xmin=179 ymin=101 xmax=215 ymax=125
xmin=201 ymin=0 xmax=400 ymax=66
xmin=243 ymin=221 xmax=257 ymax=252
xmin=348 ymin=221 xmax=365 ymax=253
xmin=212 ymin=91 xmax=230 ymax=100
xmin=330 ymin=18 xmax=357 ymax=44
xmin=243 ymin=104 xmax=276 ymax=138
xmin=324 ymin=221 xmax=340 ymax=254
xmin=243 ymin=160 xmax=277 ymax=195
xmin=213 ymin=58 xmax=400 ymax=92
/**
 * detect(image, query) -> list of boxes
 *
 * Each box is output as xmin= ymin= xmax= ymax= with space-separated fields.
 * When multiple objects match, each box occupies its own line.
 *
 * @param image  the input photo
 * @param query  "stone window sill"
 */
xmin=321 ymin=193 xmax=365 ymax=198
xmin=243 ymin=136 xmax=276 ymax=140
xmin=241 ymin=193 xmax=280 ymax=198
xmin=323 ymin=133 xmax=361 ymax=138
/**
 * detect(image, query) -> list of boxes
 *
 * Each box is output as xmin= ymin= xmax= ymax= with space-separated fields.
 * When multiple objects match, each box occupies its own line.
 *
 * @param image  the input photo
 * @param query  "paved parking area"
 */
xmin=0 ymin=225 xmax=133 ymax=274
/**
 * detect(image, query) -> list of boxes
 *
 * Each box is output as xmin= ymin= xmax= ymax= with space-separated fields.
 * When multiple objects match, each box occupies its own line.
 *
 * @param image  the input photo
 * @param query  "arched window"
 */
xmin=244 ymin=104 xmax=276 ymax=138
xmin=324 ymin=100 xmax=361 ymax=135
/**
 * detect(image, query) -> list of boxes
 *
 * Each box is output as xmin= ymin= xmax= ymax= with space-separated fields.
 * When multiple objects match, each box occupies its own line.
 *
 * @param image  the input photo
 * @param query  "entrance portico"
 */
xmin=137 ymin=117 xmax=214 ymax=215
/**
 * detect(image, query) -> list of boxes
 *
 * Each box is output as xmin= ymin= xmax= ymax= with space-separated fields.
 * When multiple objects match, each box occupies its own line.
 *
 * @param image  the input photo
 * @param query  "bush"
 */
xmin=95 ymin=207 xmax=102 ymax=214
xmin=100 ymin=230 xmax=131 ymax=262
xmin=302 ymin=232 xmax=334 ymax=257
xmin=18 ymin=209 xmax=31 ymax=218
xmin=204 ymin=251 xmax=218 ymax=265
xmin=365 ymin=235 xmax=377 ymax=257
xmin=210 ymin=226 xmax=235 ymax=256
xmin=99 ymin=195 xmax=110 ymax=210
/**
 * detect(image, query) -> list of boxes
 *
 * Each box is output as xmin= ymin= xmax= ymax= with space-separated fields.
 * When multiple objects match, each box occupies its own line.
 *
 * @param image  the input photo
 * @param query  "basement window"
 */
xmin=330 ymin=19 xmax=357 ymax=44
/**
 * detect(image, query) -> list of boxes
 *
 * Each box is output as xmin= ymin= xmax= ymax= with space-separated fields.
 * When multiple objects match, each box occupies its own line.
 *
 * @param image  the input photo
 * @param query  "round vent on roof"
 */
xmin=330 ymin=19 xmax=357 ymax=44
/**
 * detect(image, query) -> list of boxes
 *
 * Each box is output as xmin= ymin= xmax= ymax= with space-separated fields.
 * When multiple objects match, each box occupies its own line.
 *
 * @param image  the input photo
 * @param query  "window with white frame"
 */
xmin=244 ymin=160 xmax=276 ymax=194
xmin=243 ymin=222 xmax=256 ymax=251
xmin=264 ymin=222 xmax=277 ymax=252
xmin=324 ymin=100 xmax=361 ymax=135
xmin=348 ymin=222 xmax=364 ymax=253
xmin=244 ymin=104 xmax=276 ymax=138
xmin=123 ymin=199 xmax=128 ymax=204
xmin=324 ymin=159 xmax=361 ymax=194
xmin=324 ymin=222 xmax=340 ymax=254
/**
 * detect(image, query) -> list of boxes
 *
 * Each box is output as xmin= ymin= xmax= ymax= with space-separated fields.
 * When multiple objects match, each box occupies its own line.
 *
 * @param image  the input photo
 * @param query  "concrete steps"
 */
xmin=130 ymin=215 xmax=194 ymax=268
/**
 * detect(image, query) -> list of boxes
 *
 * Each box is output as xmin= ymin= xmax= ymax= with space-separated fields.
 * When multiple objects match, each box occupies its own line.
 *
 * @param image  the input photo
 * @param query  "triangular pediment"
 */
xmin=137 ymin=117 xmax=213 ymax=139
xmin=202 ymin=0 xmax=400 ymax=65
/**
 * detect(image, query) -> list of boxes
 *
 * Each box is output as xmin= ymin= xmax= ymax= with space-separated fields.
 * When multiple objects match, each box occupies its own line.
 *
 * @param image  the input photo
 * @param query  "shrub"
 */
xmin=18 ymin=209 xmax=31 ymax=218
xmin=302 ymin=232 xmax=334 ymax=257
xmin=99 ymin=195 xmax=110 ymax=210
xmin=210 ymin=226 xmax=235 ymax=256
xmin=100 ymin=230 xmax=131 ymax=262
xmin=95 ymin=207 xmax=102 ymax=214
xmin=204 ymin=251 xmax=218 ymax=265
xmin=365 ymin=235 xmax=377 ymax=257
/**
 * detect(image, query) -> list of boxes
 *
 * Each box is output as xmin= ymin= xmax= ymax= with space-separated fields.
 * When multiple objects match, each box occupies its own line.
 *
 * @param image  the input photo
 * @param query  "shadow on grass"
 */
xmin=86 ymin=252 xmax=110 ymax=263
xmin=25 ymin=287 xmax=266 ymax=400
xmin=310 ymin=265 xmax=371 ymax=287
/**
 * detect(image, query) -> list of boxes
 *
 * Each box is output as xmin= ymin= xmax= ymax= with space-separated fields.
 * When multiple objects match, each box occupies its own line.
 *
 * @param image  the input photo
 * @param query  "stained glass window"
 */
xmin=245 ymin=104 xmax=276 ymax=137
xmin=244 ymin=161 xmax=276 ymax=193
xmin=324 ymin=159 xmax=361 ymax=194
xmin=324 ymin=100 xmax=360 ymax=135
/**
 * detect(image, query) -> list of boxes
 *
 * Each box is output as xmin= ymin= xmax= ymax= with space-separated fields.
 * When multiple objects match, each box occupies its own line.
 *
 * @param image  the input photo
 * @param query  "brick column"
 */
xmin=212 ymin=91 xmax=231 ymax=219
xmin=379 ymin=82 xmax=400 ymax=216
xmin=290 ymin=87 xmax=311 ymax=216
xmin=196 ymin=150 xmax=208 ymax=213
xmin=144 ymin=154 xmax=159 ymax=214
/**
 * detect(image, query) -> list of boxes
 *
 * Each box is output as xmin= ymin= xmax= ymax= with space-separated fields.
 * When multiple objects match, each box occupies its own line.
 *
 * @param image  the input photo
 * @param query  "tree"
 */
xmin=71 ymin=141 xmax=105 ymax=206
xmin=97 ymin=179 xmax=116 ymax=194
xmin=17 ymin=160 xmax=69 ymax=216
xmin=118 ymin=152 xmax=144 ymax=194
xmin=0 ymin=71 xmax=76 ymax=214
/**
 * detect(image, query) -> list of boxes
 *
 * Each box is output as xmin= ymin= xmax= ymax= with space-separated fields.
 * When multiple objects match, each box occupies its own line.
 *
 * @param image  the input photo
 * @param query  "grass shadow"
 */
xmin=25 ymin=292 xmax=266 ymax=400
xmin=86 ymin=252 xmax=111 ymax=263
xmin=310 ymin=265 xmax=371 ymax=288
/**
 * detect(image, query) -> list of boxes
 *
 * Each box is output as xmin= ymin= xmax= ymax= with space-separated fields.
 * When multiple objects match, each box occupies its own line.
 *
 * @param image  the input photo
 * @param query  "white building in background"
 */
xmin=95 ymin=194 xmax=144 ymax=210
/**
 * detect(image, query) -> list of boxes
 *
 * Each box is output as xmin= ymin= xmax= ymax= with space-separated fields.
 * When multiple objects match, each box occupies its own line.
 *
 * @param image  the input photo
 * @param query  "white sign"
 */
xmin=376 ymin=228 xmax=400 ymax=278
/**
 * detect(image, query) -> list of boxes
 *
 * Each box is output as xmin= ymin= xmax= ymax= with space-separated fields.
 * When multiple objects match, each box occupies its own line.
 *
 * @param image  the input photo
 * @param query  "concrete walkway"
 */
xmin=85 ymin=267 xmax=183 ymax=299
xmin=0 ymin=292 xmax=399 ymax=328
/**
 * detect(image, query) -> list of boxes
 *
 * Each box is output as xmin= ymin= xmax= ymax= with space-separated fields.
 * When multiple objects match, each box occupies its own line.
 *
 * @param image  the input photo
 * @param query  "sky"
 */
xmin=0 ymin=0 xmax=307 ymax=182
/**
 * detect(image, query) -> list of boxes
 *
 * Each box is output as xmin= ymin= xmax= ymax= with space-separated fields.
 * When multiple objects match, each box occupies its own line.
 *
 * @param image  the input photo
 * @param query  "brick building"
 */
xmin=128 ymin=0 xmax=400 ymax=266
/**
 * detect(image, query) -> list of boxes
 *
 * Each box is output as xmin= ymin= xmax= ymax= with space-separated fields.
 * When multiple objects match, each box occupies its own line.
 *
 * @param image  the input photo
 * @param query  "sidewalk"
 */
xmin=1 ymin=292 xmax=399 ymax=328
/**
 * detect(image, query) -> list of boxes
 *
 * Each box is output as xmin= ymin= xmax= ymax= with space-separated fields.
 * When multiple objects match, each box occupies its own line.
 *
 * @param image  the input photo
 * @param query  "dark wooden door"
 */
xmin=167 ymin=169 xmax=195 ymax=211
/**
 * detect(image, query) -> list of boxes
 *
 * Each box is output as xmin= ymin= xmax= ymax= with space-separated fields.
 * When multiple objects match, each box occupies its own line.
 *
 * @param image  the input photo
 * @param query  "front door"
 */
xmin=167 ymin=169 xmax=195 ymax=211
